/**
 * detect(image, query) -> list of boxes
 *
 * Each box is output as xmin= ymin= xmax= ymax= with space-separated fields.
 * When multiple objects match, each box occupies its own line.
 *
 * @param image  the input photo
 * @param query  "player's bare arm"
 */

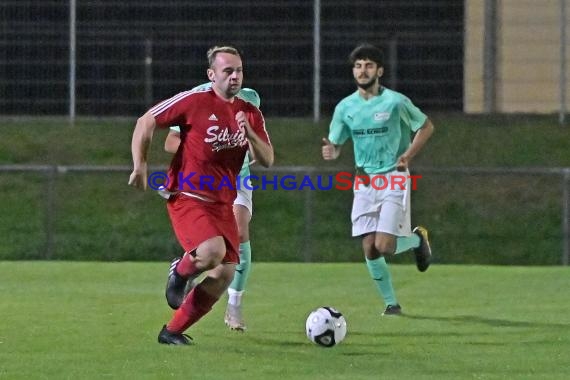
xmin=235 ymin=111 xmax=274 ymax=168
xmin=396 ymin=118 xmax=434 ymax=171
xmin=248 ymin=144 xmax=257 ymax=166
xmin=128 ymin=111 xmax=157 ymax=190
xmin=321 ymin=137 xmax=342 ymax=160
xmin=164 ymin=130 xmax=181 ymax=154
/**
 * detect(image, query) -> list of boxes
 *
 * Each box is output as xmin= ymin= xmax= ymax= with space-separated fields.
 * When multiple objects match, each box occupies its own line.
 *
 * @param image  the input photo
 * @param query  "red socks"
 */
xmin=166 ymin=284 xmax=219 ymax=333
xmin=176 ymin=251 xmax=200 ymax=278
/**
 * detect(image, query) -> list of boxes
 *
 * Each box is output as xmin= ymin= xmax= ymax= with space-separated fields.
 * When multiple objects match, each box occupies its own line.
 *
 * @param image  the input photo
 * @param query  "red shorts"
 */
xmin=166 ymin=194 xmax=239 ymax=264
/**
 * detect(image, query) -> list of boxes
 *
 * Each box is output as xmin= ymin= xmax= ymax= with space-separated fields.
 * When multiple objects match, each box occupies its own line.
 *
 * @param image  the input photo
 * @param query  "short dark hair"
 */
xmin=349 ymin=43 xmax=384 ymax=67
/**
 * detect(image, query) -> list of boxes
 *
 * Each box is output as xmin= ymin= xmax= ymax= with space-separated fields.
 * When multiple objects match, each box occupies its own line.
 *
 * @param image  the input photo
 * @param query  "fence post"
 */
xmin=68 ymin=0 xmax=77 ymax=124
xmin=144 ymin=38 xmax=153 ymax=107
xmin=561 ymin=168 xmax=570 ymax=266
xmin=302 ymin=170 xmax=316 ymax=262
xmin=560 ymin=0 xmax=567 ymax=126
xmin=44 ymin=166 xmax=56 ymax=259
xmin=313 ymin=0 xmax=321 ymax=123
xmin=302 ymin=189 xmax=314 ymax=262
xmin=483 ymin=0 xmax=497 ymax=113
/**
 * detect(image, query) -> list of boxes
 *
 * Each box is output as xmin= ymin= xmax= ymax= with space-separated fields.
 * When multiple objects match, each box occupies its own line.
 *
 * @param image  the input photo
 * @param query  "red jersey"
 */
xmin=150 ymin=87 xmax=271 ymax=204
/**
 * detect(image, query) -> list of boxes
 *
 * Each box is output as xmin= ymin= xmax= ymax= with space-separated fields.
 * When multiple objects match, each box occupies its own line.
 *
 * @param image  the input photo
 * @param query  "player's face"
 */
xmin=208 ymin=52 xmax=243 ymax=99
xmin=352 ymin=59 xmax=383 ymax=90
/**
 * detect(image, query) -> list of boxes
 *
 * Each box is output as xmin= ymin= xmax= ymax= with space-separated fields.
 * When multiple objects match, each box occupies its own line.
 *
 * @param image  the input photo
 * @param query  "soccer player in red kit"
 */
xmin=128 ymin=46 xmax=274 ymax=345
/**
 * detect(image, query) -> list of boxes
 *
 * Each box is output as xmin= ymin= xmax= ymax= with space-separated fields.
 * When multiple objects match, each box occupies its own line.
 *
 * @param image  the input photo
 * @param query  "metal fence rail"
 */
xmin=0 ymin=164 xmax=568 ymax=265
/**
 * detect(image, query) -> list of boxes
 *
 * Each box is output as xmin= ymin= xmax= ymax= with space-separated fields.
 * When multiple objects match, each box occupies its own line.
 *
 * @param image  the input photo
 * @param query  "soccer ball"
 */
xmin=305 ymin=307 xmax=347 ymax=347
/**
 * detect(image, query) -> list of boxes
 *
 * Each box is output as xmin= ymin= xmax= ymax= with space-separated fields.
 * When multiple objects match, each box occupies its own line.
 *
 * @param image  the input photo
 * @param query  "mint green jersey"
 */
xmin=328 ymin=87 xmax=427 ymax=174
xmin=170 ymin=83 xmax=261 ymax=178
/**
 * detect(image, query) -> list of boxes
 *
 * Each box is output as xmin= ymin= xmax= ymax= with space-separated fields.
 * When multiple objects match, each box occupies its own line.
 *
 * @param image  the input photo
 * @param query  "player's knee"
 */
xmin=238 ymin=231 xmax=249 ymax=243
xmin=195 ymin=249 xmax=225 ymax=270
xmin=363 ymin=243 xmax=379 ymax=260
xmin=222 ymin=269 xmax=235 ymax=288
xmin=374 ymin=242 xmax=395 ymax=257
xmin=200 ymin=273 xmax=233 ymax=297
xmin=204 ymin=254 xmax=225 ymax=270
xmin=194 ymin=237 xmax=227 ymax=269
xmin=207 ymin=266 xmax=235 ymax=285
xmin=213 ymin=265 xmax=236 ymax=289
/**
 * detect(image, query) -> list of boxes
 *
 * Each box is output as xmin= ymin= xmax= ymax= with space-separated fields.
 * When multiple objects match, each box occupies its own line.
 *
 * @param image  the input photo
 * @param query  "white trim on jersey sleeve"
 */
xmin=149 ymin=87 xmax=211 ymax=117
xmin=149 ymin=91 xmax=193 ymax=117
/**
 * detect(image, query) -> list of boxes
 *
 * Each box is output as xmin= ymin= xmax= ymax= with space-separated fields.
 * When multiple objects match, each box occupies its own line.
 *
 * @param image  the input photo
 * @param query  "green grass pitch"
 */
xmin=0 ymin=262 xmax=569 ymax=379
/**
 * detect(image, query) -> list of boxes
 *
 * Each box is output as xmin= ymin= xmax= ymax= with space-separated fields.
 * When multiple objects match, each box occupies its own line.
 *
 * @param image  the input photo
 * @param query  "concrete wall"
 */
xmin=465 ymin=0 xmax=569 ymax=113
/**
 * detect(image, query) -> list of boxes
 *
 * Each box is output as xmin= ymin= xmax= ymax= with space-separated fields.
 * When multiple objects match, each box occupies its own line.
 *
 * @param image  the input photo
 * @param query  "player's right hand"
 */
xmin=128 ymin=167 xmax=148 ymax=190
xmin=322 ymin=138 xmax=336 ymax=160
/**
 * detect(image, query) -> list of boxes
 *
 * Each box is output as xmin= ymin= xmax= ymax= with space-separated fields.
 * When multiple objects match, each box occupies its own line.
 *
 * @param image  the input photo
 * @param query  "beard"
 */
xmin=226 ymin=84 xmax=241 ymax=97
xmin=355 ymin=76 xmax=377 ymax=90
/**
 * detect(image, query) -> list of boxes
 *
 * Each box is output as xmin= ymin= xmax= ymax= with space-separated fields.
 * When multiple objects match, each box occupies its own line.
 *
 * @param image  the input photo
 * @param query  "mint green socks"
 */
xmin=365 ymin=256 xmax=398 ymax=307
xmin=395 ymin=233 xmax=420 ymax=254
xmin=229 ymin=241 xmax=252 ymax=292
xmin=364 ymin=234 xmax=420 ymax=308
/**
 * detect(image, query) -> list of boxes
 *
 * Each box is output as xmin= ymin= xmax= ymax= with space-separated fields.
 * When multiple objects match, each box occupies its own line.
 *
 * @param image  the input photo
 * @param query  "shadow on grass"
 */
xmin=401 ymin=313 xmax=569 ymax=329
xmin=245 ymin=336 xmax=307 ymax=347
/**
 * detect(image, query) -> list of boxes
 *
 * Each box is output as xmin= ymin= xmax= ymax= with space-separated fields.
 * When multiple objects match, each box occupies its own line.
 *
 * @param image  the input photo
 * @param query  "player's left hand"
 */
xmin=396 ymin=155 xmax=409 ymax=172
xmin=235 ymin=111 xmax=250 ymax=136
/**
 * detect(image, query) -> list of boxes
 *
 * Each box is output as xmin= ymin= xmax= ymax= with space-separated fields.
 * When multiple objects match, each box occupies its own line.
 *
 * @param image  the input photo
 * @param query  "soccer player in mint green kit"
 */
xmin=164 ymin=82 xmax=260 ymax=330
xmin=322 ymin=43 xmax=434 ymax=316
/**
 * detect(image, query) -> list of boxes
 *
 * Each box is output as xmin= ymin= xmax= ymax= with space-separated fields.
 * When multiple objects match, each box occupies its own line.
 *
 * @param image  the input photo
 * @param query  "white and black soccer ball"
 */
xmin=305 ymin=306 xmax=347 ymax=347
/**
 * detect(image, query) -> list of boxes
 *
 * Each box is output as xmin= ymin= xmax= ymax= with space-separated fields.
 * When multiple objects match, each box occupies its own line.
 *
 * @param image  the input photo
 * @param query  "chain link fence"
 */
xmin=1 ymin=165 xmax=568 ymax=265
xmin=1 ymin=0 xmax=463 ymax=118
